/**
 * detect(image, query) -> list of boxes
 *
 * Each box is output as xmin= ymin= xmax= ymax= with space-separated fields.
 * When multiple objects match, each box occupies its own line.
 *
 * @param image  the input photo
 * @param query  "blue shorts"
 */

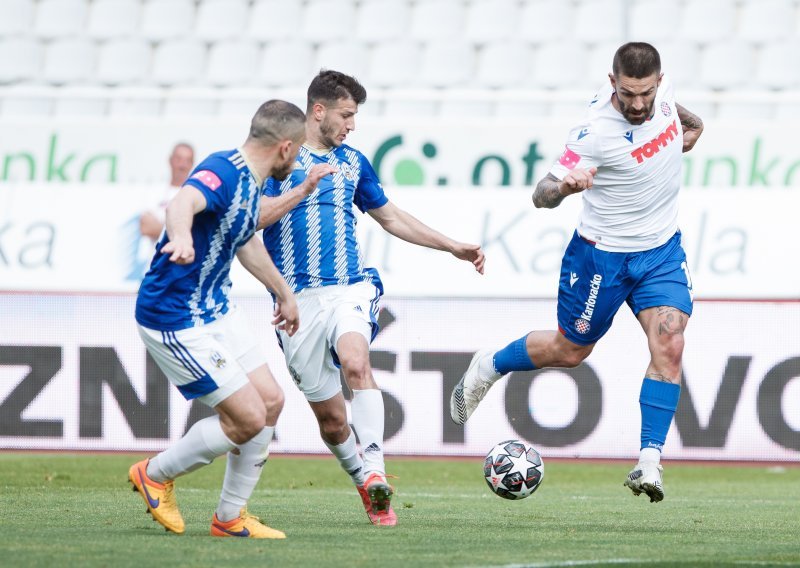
xmin=557 ymin=231 xmax=693 ymax=346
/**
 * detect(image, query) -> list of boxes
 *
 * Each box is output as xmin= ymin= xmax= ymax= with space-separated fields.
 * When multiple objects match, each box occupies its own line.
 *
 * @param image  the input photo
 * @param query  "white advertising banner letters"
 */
xmin=1 ymin=184 xmax=798 ymax=298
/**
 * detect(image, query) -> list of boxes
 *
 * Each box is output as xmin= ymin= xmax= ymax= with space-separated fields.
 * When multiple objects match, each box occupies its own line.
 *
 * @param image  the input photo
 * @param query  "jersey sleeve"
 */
xmin=183 ymin=158 xmax=236 ymax=213
xmin=353 ymin=153 xmax=389 ymax=213
xmin=549 ymin=123 xmax=601 ymax=181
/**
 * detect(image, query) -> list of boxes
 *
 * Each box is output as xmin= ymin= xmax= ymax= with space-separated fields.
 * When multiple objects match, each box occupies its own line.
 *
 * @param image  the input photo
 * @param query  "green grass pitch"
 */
xmin=1 ymin=453 xmax=798 ymax=567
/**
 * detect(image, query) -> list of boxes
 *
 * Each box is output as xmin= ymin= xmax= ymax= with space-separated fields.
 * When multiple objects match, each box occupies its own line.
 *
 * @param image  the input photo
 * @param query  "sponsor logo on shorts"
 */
xmin=575 ymin=318 xmax=591 ymax=334
xmin=210 ymin=351 xmax=227 ymax=369
xmin=580 ymin=273 xmax=603 ymax=322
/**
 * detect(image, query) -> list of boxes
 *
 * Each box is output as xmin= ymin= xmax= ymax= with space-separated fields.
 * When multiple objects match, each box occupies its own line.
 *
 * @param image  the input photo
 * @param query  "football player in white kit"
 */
xmin=451 ymin=42 xmax=704 ymax=503
xmin=262 ymin=70 xmax=485 ymax=525
xmin=130 ymin=100 xmax=335 ymax=538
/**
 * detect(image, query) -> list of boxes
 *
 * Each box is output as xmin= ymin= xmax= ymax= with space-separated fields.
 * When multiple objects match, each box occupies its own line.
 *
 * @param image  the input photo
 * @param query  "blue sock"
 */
xmin=639 ymin=378 xmax=681 ymax=451
xmin=493 ymin=335 xmax=537 ymax=374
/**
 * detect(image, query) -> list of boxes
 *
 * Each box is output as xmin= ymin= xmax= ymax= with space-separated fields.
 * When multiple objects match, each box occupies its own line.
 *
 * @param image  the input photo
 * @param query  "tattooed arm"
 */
xmin=532 ymin=168 xmax=598 ymax=209
xmin=676 ymin=103 xmax=704 ymax=153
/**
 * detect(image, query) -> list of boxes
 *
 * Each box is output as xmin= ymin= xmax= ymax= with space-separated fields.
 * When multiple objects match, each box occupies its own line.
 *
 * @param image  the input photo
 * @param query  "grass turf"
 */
xmin=1 ymin=453 xmax=798 ymax=567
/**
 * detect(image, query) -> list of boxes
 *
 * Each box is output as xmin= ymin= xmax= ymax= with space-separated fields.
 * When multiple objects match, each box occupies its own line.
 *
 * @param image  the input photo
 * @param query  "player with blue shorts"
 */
xmin=263 ymin=70 xmax=485 ymax=526
xmin=450 ymin=43 xmax=704 ymax=503
xmin=129 ymin=100 xmax=334 ymax=538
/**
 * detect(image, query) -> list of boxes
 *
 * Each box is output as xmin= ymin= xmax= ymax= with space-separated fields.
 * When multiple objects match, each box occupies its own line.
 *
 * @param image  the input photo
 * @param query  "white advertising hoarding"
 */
xmin=0 ymin=118 xmax=798 ymax=189
xmin=1 ymin=293 xmax=798 ymax=461
xmin=0 ymin=184 xmax=798 ymax=299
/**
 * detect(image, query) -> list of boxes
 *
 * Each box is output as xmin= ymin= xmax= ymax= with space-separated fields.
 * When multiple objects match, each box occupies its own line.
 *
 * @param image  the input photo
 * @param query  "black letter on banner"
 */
xmin=183 ymin=398 xmax=216 ymax=434
xmin=80 ymin=347 xmax=169 ymax=439
xmin=0 ymin=345 xmax=62 ymax=437
xmin=410 ymin=351 xmax=474 ymax=444
xmin=674 ymin=356 xmax=750 ymax=447
xmin=758 ymin=356 xmax=800 ymax=451
xmin=505 ymin=366 xmax=602 ymax=447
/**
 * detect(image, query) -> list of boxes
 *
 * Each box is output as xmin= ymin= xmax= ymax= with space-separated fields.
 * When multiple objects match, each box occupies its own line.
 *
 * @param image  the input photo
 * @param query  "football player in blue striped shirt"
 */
xmin=262 ymin=70 xmax=485 ymax=526
xmin=130 ymin=100 xmax=335 ymax=538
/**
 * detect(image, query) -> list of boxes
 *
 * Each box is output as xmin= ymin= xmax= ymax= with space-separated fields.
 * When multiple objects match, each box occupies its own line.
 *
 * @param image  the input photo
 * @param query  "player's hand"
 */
xmin=299 ymin=164 xmax=338 ymax=195
xmin=160 ymin=237 xmax=195 ymax=264
xmin=559 ymin=167 xmax=597 ymax=196
xmin=451 ymin=242 xmax=486 ymax=275
xmin=681 ymin=123 xmax=703 ymax=153
xmin=272 ymin=294 xmax=300 ymax=336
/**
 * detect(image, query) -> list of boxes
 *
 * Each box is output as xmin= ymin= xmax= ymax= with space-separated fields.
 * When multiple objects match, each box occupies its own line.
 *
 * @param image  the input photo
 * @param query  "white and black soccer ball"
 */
xmin=484 ymin=440 xmax=544 ymax=500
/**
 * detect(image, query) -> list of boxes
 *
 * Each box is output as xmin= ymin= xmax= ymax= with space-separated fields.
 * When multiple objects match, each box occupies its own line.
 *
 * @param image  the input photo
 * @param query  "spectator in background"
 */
xmin=450 ymin=42 xmax=704 ymax=504
xmin=139 ymin=142 xmax=195 ymax=243
xmin=261 ymin=70 xmax=485 ymax=527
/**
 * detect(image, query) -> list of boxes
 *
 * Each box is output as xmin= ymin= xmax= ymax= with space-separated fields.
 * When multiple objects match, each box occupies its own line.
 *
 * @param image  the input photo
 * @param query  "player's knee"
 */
xmin=318 ymin=413 xmax=349 ymax=442
xmin=264 ymin=387 xmax=285 ymax=420
xmin=560 ymin=350 xmax=589 ymax=368
xmin=659 ymin=333 xmax=685 ymax=366
xmin=230 ymin=405 xmax=267 ymax=444
xmin=340 ymin=355 xmax=371 ymax=386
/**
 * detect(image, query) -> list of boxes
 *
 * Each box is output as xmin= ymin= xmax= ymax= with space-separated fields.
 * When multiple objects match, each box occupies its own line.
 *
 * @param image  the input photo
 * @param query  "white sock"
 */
xmin=639 ymin=447 xmax=661 ymax=466
xmin=216 ymin=426 xmax=274 ymax=522
xmin=351 ymin=388 xmax=385 ymax=476
xmin=478 ymin=353 xmax=502 ymax=383
xmin=325 ymin=430 xmax=365 ymax=486
xmin=147 ymin=415 xmax=236 ymax=483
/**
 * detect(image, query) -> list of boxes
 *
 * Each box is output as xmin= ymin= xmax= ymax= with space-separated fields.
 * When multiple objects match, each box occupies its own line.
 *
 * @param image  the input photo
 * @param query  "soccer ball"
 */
xmin=484 ymin=440 xmax=544 ymax=500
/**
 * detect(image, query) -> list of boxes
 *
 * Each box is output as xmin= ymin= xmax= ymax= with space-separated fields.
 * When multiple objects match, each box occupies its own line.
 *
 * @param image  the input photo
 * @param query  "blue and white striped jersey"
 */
xmin=136 ymin=149 xmax=263 ymax=331
xmin=262 ymin=144 xmax=388 ymax=294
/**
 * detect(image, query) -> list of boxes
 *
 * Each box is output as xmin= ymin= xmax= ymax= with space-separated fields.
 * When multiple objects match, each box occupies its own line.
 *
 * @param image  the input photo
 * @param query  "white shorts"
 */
xmin=278 ymin=281 xmax=381 ymax=403
xmin=137 ymin=305 xmax=267 ymax=408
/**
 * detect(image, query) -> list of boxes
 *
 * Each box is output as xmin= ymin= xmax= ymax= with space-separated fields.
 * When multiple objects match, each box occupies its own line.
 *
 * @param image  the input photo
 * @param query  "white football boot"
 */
xmin=624 ymin=462 xmax=665 ymax=503
xmin=450 ymin=350 xmax=498 ymax=425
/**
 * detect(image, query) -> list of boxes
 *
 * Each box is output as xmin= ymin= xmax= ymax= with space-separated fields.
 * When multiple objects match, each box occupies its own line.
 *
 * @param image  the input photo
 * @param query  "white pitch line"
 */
xmin=479 ymin=560 xmax=647 ymax=568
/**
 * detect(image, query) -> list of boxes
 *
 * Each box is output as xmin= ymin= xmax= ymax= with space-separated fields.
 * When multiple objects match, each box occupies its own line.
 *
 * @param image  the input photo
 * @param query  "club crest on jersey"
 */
xmin=340 ymin=163 xmax=356 ymax=181
xmin=574 ymin=318 xmax=591 ymax=334
xmin=661 ymin=101 xmax=672 ymax=117
xmin=210 ymin=351 xmax=227 ymax=369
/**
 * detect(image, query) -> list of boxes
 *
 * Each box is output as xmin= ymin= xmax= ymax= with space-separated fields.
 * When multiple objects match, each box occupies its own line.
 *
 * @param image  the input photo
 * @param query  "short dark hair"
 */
xmin=248 ymin=99 xmax=305 ymax=145
xmin=306 ymin=69 xmax=367 ymax=113
xmin=612 ymin=42 xmax=661 ymax=79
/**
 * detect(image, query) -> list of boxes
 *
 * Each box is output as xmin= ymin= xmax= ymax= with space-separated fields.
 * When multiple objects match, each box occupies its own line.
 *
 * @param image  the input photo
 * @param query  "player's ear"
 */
xmin=280 ymin=139 xmax=294 ymax=159
xmin=312 ymin=102 xmax=326 ymax=121
xmin=608 ymin=72 xmax=616 ymax=90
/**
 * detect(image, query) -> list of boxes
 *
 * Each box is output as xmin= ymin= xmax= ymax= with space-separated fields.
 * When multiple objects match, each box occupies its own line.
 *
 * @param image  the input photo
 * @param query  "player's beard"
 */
xmin=618 ymin=98 xmax=655 ymax=125
xmin=272 ymin=156 xmax=294 ymax=181
xmin=319 ymin=116 xmax=342 ymax=148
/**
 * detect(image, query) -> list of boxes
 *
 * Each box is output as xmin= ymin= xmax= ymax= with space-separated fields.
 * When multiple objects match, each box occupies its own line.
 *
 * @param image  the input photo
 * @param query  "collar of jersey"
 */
xmin=236 ymin=146 xmax=263 ymax=187
xmin=303 ymin=143 xmax=333 ymax=157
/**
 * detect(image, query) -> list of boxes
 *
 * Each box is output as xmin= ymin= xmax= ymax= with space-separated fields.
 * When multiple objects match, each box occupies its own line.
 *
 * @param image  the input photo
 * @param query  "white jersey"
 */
xmin=549 ymin=74 xmax=683 ymax=252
